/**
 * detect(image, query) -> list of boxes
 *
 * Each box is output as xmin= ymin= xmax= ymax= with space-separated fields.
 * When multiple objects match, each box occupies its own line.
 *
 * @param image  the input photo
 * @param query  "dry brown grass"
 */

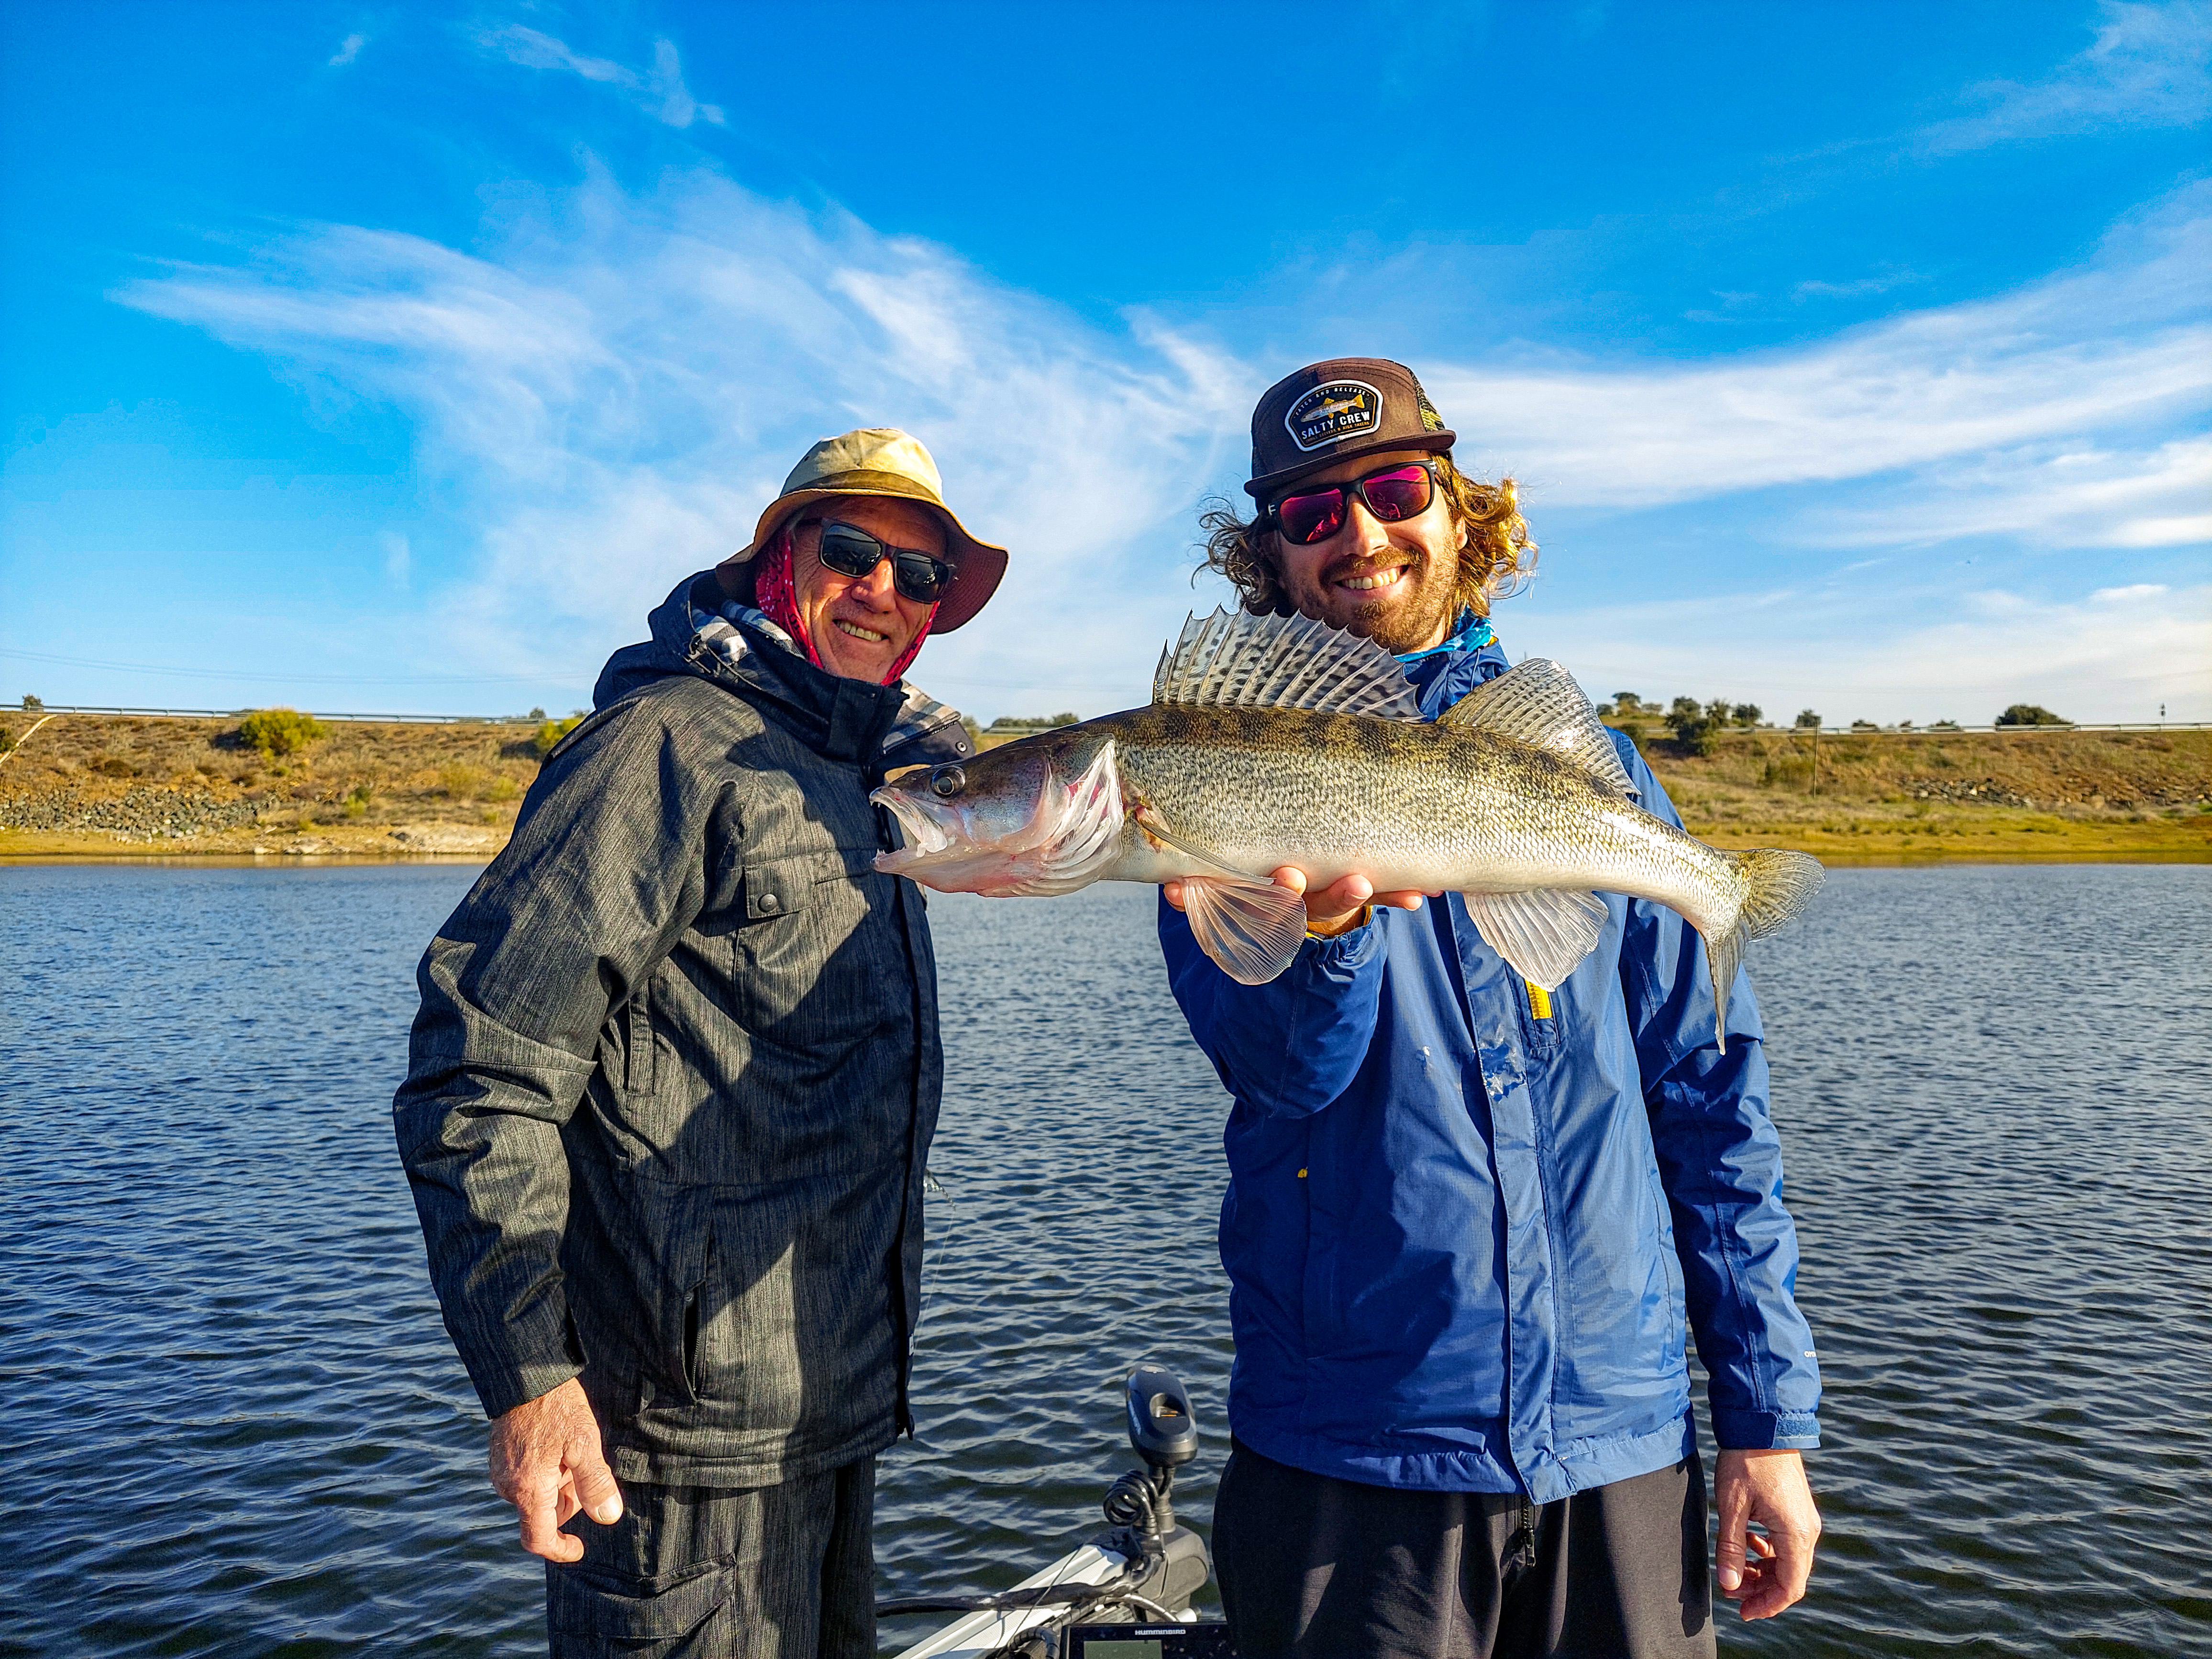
xmin=3 ymin=712 xmax=2205 ymax=861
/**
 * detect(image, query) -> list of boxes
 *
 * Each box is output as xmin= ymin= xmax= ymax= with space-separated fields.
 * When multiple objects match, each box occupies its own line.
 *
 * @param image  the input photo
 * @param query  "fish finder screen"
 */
xmin=1078 ymin=1644 xmax=1163 ymax=1659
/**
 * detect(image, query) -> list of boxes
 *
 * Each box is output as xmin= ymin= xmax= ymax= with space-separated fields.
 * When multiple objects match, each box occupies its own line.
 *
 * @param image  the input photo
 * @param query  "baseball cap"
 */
xmin=1244 ymin=358 xmax=1457 ymax=501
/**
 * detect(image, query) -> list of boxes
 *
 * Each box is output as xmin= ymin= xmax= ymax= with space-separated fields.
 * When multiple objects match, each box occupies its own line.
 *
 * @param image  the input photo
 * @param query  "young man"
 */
xmin=1163 ymin=360 xmax=1822 ymax=1658
xmin=394 ymin=429 xmax=1005 ymax=1658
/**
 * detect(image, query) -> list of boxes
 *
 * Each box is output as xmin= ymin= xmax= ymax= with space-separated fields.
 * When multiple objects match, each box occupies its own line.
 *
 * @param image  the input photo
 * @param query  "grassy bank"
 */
xmin=3 ymin=711 xmax=2207 ymax=862
xmin=0 ymin=712 xmax=541 ymax=858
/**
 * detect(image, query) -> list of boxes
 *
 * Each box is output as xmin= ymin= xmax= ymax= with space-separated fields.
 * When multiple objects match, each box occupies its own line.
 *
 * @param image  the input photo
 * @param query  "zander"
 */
xmin=874 ymin=608 xmax=1820 ymax=1046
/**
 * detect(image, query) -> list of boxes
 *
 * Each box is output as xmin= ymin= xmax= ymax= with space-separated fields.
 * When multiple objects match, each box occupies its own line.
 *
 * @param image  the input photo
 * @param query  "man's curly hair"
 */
xmin=1197 ymin=454 xmax=1537 ymax=618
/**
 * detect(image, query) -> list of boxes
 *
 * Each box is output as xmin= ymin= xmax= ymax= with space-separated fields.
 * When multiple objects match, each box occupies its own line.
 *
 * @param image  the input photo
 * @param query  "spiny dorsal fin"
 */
xmin=1436 ymin=659 xmax=1637 ymax=796
xmin=1152 ymin=608 xmax=1422 ymax=719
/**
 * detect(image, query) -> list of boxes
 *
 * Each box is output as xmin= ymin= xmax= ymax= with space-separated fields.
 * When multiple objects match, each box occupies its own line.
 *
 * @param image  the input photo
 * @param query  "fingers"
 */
xmin=1714 ymin=1465 xmax=1752 ymax=1598
xmin=570 ymin=1439 xmax=625 ymax=1527
xmin=1162 ymin=880 xmax=1185 ymax=912
xmin=1371 ymin=889 xmax=1431 ymax=912
xmin=516 ymin=1476 xmax=583 ymax=1563
xmin=1745 ymin=1507 xmax=1817 ymax=1620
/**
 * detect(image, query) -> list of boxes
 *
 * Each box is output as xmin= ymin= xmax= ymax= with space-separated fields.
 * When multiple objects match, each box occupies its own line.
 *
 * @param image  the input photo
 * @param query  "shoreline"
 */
xmin=5 ymin=713 xmax=2208 ymax=868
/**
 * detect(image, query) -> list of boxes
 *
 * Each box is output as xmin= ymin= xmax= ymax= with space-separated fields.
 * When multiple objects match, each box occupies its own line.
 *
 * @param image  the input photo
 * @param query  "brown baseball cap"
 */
xmin=1244 ymin=357 xmax=1457 ymax=501
xmin=718 ymin=427 xmax=1008 ymax=632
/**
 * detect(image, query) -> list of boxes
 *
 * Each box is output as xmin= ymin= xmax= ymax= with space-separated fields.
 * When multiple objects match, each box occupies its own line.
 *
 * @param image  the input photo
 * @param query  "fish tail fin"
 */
xmin=1734 ymin=847 xmax=1826 ymax=940
xmin=1703 ymin=850 xmax=1825 ymax=1051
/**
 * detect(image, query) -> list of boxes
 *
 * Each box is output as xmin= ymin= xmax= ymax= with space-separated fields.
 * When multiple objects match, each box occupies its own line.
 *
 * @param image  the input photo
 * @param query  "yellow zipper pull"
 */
xmin=1526 ymin=981 xmax=1552 ymax=1020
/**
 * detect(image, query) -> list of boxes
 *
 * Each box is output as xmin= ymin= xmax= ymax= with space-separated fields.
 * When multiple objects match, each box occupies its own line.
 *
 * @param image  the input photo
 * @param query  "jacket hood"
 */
xmin=594 ymin=571 xmax=973 ymax=775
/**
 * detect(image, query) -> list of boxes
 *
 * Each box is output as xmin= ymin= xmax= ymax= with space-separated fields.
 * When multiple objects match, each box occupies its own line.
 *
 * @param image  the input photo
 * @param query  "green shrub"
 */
xmin=1795 ymin=709 xmax=1822 ymax=730
xmin=238 ymin=707 xmax=330 ymax=758
xmin=533 ymin=716 xmax=585 ymax=758
xmin=1996 ymin=703 xmax=2068 ymax=727
xmin=1666 ymin=697 xmax=1720 ymax=756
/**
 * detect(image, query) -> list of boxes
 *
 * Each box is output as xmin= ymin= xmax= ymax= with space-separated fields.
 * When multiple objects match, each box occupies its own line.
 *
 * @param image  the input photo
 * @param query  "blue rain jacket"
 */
xmin=1160 ymin=629 xmax=1821 ymax=1500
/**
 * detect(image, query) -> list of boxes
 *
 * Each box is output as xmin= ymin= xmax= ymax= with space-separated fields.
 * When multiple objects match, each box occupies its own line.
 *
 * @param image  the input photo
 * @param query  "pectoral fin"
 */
xmin=1463 ymin=888 xmax=1610 ymax=990
xmin=1181 ymin=875 xmax=1310 ymax=986
xmin=1133 ymin=801 xmax=1266 ymax=880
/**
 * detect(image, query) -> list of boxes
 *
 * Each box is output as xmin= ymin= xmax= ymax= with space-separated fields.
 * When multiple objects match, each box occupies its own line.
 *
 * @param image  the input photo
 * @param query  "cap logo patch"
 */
xmin=1286 ymin=380 xmax=1382 ymax=452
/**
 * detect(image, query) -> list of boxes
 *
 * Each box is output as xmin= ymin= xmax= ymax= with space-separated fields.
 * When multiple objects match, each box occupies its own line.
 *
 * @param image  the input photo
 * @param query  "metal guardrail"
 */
xmin=12 ymin=705 xmax=534 ymax=724
xmin=11 ymin=707 xmax=2205 ymax=736
xmin=1615 ymin=721 xmax=2208 ymax=737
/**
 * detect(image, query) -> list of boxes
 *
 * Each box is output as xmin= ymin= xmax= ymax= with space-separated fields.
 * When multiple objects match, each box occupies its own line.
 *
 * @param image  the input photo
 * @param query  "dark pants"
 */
xmin=545 ymin=1459 xmax=876 ymax=1659
xmin=1214 ymin=1441 xmax=1714 ymax=1659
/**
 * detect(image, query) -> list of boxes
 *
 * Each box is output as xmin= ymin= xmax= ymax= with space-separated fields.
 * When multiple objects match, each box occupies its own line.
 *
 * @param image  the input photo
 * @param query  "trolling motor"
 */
xmin=1093 ymin=1365 xmax=1209 ymax=1606
xmin=878 ymin=1362 xmax=1232 ymax=1657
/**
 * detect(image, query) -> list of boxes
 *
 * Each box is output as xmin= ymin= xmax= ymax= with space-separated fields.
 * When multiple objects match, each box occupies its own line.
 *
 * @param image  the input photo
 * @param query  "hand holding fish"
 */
xmin=1163 ymin=866 xmax=1435 ymax=938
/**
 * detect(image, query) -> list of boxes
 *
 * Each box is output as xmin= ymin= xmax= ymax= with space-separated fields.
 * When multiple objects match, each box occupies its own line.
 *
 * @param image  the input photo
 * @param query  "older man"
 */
xmin=1165 ymin=360 xmax=1823 ymax=1658
xmin=394 ymin=429 xmax=1004 ymax=1658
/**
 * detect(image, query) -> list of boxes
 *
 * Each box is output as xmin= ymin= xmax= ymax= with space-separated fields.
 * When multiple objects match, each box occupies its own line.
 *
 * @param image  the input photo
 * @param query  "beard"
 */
xmin=1283 ymin=544 xmax=1463 ymax=653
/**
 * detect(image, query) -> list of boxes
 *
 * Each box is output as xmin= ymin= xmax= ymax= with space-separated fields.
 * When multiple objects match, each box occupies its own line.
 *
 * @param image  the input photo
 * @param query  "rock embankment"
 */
xmin=0 ymin=785 xmax=262 ymax=840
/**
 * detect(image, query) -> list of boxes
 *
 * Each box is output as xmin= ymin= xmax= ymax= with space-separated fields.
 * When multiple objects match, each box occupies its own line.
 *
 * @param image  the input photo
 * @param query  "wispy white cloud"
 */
xmin=1425 ymin=184 xmax=2212 ymax=510
xmin=473 ymin=25 xmax=726 ymax=128
xmin=1803 ymin=437 xmax=2212 ymax=550
xmin=1920 ymin=0 xmax=2211 ymax=153
xmin=1516 ymin=580 xmax=2212 ymax=726
xmin=118 ymin=171 xmax=1248 ymax=708
xmin=328 ymin=32 xmax=367 ymax=68
xmin=112 ymin=168 xmax=2211 ymax=720
xmin=1791 ymin=269 xmax=1922 ymax=302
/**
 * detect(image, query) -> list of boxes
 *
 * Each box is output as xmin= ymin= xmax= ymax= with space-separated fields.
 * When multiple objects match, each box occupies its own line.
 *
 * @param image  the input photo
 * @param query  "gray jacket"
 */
xmin=394 ymin=571 xmax=973 ymax=1485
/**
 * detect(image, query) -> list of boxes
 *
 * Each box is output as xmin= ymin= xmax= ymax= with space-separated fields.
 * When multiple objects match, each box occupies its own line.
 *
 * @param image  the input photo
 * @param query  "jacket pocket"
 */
xmin=547 ymin=1560 xmax=730 ymax=1650
xmin=739 ymin=851 xmax=823 ymax=922
xmin=1648 ymin=1165 xmax=1688 ymax=1371
xmin=622 ymin=984 xmax=657 ymax=1096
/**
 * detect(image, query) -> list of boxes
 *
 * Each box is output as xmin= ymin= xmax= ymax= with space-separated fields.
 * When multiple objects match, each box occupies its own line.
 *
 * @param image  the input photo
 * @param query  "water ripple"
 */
xmin=6 ymin=864 xmax=2209 ymax=1655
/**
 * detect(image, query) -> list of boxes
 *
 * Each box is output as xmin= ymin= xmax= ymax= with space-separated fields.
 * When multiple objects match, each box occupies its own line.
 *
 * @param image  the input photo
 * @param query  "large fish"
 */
xmin=874 ymin=609 xmax=1821 ymax=1047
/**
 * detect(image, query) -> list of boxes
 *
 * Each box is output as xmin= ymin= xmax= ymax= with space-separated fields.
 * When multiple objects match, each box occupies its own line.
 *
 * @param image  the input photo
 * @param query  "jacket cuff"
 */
xmin=452 ymin=1295 xmax=585 ymax=1421
xmin=1302 ymin=914 xmax=1385 ymax=968
xmin=1712 ymin=1407 xmax=1821 ymax=1450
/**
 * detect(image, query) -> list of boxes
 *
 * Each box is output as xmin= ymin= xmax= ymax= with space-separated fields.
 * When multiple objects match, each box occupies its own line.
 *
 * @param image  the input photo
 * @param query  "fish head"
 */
xmin=871 ymin=728 xmax=1124 ymax=896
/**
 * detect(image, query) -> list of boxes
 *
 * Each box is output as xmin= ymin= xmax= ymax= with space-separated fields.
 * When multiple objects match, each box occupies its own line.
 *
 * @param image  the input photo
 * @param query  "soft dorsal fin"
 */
xmin=1152 ymin=608 xmax=1422 ymax=719
xmin=1436 ymin=659 xmax=1637 ymax=796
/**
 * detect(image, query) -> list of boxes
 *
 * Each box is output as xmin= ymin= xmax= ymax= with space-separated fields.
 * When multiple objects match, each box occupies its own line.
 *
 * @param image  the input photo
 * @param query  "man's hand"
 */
xmin=488 ymin=1376 xmax=624 ymax=1563
xmin=1163 ymin=867 xmax=1436 ymax=939
xmin=1714 ymin=1448 xmax=1820 ymax=1620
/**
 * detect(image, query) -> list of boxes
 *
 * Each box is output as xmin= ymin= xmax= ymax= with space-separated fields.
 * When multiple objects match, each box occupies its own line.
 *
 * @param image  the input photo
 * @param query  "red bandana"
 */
xmin=753 ymin=529 xmax=939 ymax=686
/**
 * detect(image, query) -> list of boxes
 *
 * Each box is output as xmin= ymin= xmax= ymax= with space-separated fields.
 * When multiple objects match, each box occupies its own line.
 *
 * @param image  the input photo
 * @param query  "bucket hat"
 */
xmin=720 ymin=428 xmax=1008 ymax=632
xmin=1244 ymin=357 xmax=1457 ymax=502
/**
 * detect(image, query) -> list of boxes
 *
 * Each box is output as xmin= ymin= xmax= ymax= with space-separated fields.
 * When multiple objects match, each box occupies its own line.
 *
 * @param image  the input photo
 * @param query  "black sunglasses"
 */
xmin=1267 ymin=460 xmax=1438 ymax=546
xmin=813 ymin=520 xmax=955 ymax=604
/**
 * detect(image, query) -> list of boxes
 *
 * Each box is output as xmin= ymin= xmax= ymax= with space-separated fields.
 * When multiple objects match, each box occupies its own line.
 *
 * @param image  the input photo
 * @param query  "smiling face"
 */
xmin=788 ymin=496 xmax=947 ymax=682
xmin=1268 ymin=447 xmax=1467 ymax=653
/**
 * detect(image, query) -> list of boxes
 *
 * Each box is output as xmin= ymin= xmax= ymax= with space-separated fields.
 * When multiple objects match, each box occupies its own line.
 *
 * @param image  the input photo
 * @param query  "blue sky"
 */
xmin=3 ymin=0 xmax=2207 ymax=724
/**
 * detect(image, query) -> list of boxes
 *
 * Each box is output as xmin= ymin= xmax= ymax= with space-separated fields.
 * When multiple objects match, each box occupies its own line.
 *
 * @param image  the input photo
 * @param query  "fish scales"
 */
xmin=1046 ymin=705 xmax=1740 ymax=931
xmin=869 ymin=611 xmax=1822 ymax=1035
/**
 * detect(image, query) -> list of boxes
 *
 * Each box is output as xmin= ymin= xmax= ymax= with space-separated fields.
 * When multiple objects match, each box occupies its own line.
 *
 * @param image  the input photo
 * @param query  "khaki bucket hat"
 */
xmin=719 ymin=427 xmax=1008 ymax=632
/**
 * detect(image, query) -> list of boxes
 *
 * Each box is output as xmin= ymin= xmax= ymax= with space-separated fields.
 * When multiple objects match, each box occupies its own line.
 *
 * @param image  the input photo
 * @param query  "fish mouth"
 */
xmin=870 ymin=787 xmax=952 ymax=863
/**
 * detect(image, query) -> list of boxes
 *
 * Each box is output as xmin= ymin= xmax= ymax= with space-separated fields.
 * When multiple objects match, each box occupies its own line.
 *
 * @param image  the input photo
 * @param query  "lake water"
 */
xmin=6 ymin=862 xmax=2210 ymax=1657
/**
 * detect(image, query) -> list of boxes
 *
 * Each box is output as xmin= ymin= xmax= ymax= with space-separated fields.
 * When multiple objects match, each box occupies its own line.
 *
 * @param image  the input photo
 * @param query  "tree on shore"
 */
xmin=1996 ymin=704 xmax=2068 ymax=727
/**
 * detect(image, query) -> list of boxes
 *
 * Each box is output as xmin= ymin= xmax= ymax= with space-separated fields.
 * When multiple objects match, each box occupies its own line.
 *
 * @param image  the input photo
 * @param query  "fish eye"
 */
xmin=930 ymin=765 xmax=966 ymax=799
